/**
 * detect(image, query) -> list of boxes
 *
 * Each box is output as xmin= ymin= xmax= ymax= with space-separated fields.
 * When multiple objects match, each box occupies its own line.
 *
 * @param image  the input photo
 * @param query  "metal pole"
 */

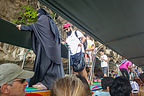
xmin=21 ymin=48 xmax=32 ymax=69
xmin=68 ymin=47 xmax=71 ymax=75
xmin=108 ymin=63 xmax=109 ymax=77
xmin=89 ymin=47 xmax=97 ymax=84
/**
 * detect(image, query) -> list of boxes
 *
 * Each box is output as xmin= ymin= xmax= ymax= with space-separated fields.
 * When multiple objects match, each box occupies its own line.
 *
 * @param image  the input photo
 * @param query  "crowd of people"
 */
xmin=0 ymin=63 xmax=144 ymax=96
xmin=0 ymin=8 xmax=144 ymax=96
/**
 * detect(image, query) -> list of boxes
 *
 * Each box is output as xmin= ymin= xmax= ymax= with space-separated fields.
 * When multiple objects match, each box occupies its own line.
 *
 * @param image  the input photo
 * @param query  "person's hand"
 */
xmin=61 ymin=42 xmax=66 ymax=45
xmin=16 ymin=25 xmax=21 ymax=30
xmin=78 ymin=43 xmax=83 ymax=47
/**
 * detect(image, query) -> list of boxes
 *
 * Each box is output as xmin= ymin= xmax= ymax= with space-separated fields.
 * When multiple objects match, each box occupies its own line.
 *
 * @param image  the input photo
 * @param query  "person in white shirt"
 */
xmin=85 ymin=35 xmax=95 ymax=64
xmin=98 ymin=49 xmax=109 ymax=77
xmin=84 ymin=35 xmax=95 ymax=81
xmin=62 ymin=23 xmax=88 ymax=80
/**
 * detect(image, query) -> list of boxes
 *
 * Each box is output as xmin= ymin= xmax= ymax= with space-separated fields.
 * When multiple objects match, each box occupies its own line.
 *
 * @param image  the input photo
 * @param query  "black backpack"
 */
xmin=75 ymin=31 xmax=87 ymax=50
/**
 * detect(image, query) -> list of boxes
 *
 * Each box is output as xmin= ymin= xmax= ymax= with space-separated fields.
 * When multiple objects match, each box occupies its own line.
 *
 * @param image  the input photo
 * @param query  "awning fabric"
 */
xmin=38 ymin=0 xmax=144 ymax=68
xmin=0 ymin=18 xmax=68 ymax=58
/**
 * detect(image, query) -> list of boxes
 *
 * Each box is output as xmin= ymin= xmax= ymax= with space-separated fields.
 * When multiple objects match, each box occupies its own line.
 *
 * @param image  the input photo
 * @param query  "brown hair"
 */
xmin=137 ymin=85 xmax=144 ymax=96
xmin=50 ymin=75 xmax=87 ymax=96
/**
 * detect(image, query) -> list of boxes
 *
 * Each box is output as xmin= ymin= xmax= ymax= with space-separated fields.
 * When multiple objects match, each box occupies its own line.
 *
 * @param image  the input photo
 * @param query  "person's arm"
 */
xmin=16 ymin=24 xmax=33 ymax=31
xmin=100 ymin=55 xmax=109 ymax=62
xmin=78 ymin=36 xmax=86 ymax=47
xmin=61 ymin=41 xmax=67 ymax=45
xmin=80 ymin=36 xmax=86 ymax=44
xmin=85 ymin=44 xmax=95 ymax=51
xmin=127 ymin=63 xmax=132 ymax=69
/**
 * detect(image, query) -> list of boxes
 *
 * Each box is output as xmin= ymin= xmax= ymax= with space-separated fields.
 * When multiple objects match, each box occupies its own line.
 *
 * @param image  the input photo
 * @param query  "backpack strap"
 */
xmin=75 ymin=30 xmax=81 ymax=41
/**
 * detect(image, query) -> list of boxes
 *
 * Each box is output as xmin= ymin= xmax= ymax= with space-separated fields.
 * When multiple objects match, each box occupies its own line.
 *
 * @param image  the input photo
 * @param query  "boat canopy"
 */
xmin=38 ymin=0 xmax=144 ymax=68
xmin=1 ymin=0 xmax=144 ymax=69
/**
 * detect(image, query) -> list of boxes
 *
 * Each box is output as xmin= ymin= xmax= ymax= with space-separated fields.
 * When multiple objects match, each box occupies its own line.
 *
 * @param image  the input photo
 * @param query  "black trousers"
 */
xmin=120 ymin=68 xmax=129 ymax=80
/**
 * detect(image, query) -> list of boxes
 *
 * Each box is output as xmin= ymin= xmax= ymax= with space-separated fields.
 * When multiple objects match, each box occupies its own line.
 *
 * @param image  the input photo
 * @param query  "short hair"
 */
xmin=110 ymin=76 xmax=132 ymax=96
xmin=99 ymin=49 xmax=104 ymax=52
xmin=101 ymin=77 xmax=114 ymax=90
xmin=50 ymin=75 xmax=87 ymax=96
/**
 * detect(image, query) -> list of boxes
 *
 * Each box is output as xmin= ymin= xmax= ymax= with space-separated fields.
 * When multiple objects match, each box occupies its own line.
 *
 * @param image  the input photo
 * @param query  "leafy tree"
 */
xmin=11 ymin=5 xmax=37 ymax=25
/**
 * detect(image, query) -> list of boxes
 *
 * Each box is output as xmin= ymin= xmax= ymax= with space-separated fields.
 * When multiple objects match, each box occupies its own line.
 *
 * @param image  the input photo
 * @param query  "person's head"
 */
xmin=50 ymin=75 xmax=87 ymax=96
xmin=85 ymin=34 xmax=90 ymax=40
xmin=99 ymin=49 xmax=105 ymax=55
xmin=63 ymin=23 xmax=72 ymax=33
xmin=110 ymin=76 xmax=132 ymax=96
xmin=37 ymin=8 xmax=47 ymax=18
xmin=101 ymin=77 xmax=114 ymax=91
xmin=111 ymin=70 xmax=115 ymax=75
xmin=76 ymin=74 xmax=91 ymax=96
xmin=138 ymin=85 xmax=144 ymax=96
xmin=0 ymin=63 xmax=34 ymax=96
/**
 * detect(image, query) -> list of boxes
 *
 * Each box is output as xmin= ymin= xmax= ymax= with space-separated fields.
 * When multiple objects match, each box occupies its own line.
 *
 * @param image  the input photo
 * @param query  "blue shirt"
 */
xmin=93 ymin=91 xmax=111 ymax=96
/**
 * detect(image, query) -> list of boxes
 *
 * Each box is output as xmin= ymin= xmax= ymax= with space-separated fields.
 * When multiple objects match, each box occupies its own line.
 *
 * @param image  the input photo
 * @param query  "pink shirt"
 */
xmin=120 ymin=61 xmax=132 ymax=70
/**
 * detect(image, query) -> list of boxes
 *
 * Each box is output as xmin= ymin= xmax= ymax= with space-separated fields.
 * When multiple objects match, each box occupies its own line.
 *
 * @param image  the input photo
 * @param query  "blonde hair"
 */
xmin=50 ymin=75 xmax=87 ymax=96
xmin=137 ymin=85 xmax=144 ymax=96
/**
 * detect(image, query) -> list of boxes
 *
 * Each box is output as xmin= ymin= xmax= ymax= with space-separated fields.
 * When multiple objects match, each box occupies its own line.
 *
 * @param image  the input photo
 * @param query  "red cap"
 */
xmin=63 ymin=23 xmax=72 ymax=28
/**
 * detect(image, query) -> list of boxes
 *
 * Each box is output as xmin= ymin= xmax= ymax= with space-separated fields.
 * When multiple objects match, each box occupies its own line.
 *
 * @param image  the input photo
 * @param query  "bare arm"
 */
xmin=85 ymin=44 xmax=95 ymax=51
xmin=80 ymin=36 xmax=86 ymax=44
xmin=78 ymin=36 xmax=86 ymax=47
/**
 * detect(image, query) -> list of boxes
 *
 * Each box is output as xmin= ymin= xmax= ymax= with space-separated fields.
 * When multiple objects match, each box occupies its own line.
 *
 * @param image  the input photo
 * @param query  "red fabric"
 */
xmin=25 ymin=93 xmax=42 ymax=96
xmin=94 ymin=79 xmax=101 ymax=82
xmin=63 ymin=23 xmax=72 ymax=28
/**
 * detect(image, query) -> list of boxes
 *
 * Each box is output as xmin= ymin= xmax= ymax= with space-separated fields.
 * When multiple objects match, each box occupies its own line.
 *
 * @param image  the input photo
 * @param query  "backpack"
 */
xmin=75 ymin=31 xmax=87 ymax=50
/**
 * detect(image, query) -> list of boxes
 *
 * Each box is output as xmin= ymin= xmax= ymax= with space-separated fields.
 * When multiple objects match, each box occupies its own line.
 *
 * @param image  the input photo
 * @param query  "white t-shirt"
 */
xmin=86 ymin=40 xmax=94 ymax=54
xmin=100 ymin=54 xmax=108 ymax=67
xmin=66 ymin=30 xmax=84 ymax=55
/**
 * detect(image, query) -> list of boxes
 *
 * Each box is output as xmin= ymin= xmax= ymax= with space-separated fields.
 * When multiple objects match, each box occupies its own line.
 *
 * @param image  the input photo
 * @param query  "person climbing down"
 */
xmin=61 ymin=22 xmax=88 ymax=81
xmin=119 ymin=59 xmax=132 ymax=80
xmin=84 ymin=34 xmax=95 ymax=79
xmin=16 ymin=8 xmax=64 ymax=89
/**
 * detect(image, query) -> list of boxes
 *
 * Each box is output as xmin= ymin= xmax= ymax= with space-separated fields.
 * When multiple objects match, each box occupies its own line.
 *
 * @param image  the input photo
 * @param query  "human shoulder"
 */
xmin=127 ymin=61 xmax=132 ymax=66
xmin=93 ymin=91 xmax=110 ymax=96
xmin=102 ymin=54 xmax=107 ymax=58
xmin=88 ymin=40 xmax=94 ymax=44
xmin=75 ymin=30 xmax=84 ymax=38
xmin=37 ymin=15 xmax=48 ymax=21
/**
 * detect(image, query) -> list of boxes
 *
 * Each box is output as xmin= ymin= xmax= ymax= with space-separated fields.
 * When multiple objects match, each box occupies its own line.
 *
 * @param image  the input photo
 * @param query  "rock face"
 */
xmin=0 ymin=0 xmax=37 ymax=70
xmin=0 ymin=0 xmax=37 ymax=21
xmin=0 ymin=0 xmax=68 ymax=70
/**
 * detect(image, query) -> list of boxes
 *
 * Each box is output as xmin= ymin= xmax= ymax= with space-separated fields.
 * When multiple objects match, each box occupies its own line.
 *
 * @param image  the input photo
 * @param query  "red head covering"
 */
xmin=63 ymin=23 xmax=72 ymax=28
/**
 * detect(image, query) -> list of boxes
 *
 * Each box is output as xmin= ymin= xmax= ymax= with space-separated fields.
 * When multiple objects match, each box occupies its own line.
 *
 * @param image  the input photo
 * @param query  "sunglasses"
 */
xmin=63 ymin=28 xmax=69 ymax=32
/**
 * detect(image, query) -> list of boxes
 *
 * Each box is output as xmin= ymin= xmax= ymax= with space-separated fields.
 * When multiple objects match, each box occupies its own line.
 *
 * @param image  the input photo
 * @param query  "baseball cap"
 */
xmin=63 ymin=23 xmax=72 ymax=28
xmin=0 ymin=63 xmax=34 ymax=86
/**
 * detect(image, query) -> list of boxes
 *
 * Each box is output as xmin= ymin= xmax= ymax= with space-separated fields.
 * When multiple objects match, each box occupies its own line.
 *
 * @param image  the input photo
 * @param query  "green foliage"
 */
xmin=11 ymin=5 xmax=37 ymax=25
